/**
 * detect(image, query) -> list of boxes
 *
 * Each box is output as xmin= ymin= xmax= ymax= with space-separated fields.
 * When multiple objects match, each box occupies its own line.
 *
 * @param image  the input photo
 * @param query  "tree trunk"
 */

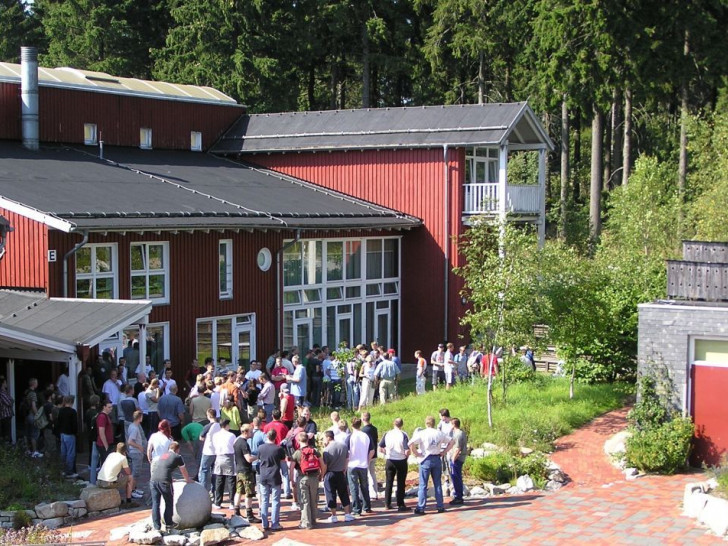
xmin=569 ymin=359 xmax=575 ymax=399
xmin=611 ymin=88 xmax=623 ymax=185
xmin=589 ymin=103 xmax=604 ymax=245
xmin=307 ymin=66 xmax=316 ymax=110
xmin=559 ymin=96 xmax=569 ymax=239
xmin=330 ymin=61 xmax=338 ymax=110
xmin=478 ymin=51 xmax=485 ymax=104
xmin=603 ymin=99 xmax=612 ymax=192
xmin=573 ymin=111 xmax=581 ymax=202
xmin=622 ymin=87 xmax=632 ymax=186
xmin=361 ymin=23 xmax=370 ymax=108
xmin=487 ymin=350 xmax=494 ymax=428
xmin=543 ymin=112 xmax=551 ymax=200
xmin=678 ymin=29 xmax=690 ymax=236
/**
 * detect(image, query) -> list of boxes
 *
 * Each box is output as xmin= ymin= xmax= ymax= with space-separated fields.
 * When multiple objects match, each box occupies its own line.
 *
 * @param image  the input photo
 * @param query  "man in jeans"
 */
xmin=408 ymin=415 xmax=453 ymax=515
xmin=197 ymin=408 xmax=219 ymax=495
xmin=258 ymin=429 xmax=286 ymax=531
xmin=57 ymin=395 xmax=78 ymax=477
xmin=345 ymin=417 xmax=373 ymax=516
xmin=448 ymin=418 xmax=468 ymax=505
xmin=150 ymin=442 xmax=193 ymax=532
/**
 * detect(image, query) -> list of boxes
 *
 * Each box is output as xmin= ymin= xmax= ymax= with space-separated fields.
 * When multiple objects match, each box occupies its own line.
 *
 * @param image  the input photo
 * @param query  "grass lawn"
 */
xmin=312 ymin=375 xmax=633 ymax=454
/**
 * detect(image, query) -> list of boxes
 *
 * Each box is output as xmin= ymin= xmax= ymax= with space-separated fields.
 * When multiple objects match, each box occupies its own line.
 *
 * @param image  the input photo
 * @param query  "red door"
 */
xmin=690 ymin=363 xmax=728 ymax=466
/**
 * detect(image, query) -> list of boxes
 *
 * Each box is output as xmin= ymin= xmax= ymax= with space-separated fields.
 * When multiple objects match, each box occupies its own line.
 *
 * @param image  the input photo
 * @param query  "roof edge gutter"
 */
xmin=276 ymin=230 xmax=301 ymax=349
xmin=62 ymin=230 xmax=88 ymax=298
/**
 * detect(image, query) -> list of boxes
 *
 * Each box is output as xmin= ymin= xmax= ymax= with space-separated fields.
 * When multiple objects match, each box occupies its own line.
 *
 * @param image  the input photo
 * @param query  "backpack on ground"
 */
xmin=299 ymin=446 xmax=321 ymax=474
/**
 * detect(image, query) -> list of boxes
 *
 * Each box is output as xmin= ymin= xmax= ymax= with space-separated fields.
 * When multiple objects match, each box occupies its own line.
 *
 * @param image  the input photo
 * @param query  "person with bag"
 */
xmin=290 ymin=431 xmax=324 ymax=529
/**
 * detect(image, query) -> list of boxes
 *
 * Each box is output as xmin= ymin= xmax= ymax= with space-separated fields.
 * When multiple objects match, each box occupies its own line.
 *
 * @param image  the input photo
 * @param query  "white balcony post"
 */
xmin=538 ymin=148 xmax=546 ymax=247
xmin=498 ymin=144 xmax=508 ymax=223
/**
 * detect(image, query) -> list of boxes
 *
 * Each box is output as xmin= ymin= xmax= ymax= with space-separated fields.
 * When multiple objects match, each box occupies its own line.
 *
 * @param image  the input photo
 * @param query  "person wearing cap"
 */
xmin=430 ymin=344 xmax=446 ymax=391
xmin=387 ymin=349 xmax=401 ymax=399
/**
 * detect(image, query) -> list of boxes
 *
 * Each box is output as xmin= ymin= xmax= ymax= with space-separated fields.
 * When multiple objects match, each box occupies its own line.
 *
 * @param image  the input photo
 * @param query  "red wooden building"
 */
xmin=0 ymin=48 xmax=551 ymax=387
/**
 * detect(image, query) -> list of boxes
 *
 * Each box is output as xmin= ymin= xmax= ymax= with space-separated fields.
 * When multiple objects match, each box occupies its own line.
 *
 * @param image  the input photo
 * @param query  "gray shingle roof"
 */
xmin=212 ymin=102 xmax=554 ymax=154
xmin=0 ymin=143 xmax=420 ymax=232
xmin=0 ymin=290 xmax=151 ymax=356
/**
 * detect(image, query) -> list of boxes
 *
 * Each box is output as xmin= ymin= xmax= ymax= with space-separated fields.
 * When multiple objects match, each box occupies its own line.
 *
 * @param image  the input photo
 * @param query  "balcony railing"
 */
xmin=463 ymin=183 xmax=540 ymax=215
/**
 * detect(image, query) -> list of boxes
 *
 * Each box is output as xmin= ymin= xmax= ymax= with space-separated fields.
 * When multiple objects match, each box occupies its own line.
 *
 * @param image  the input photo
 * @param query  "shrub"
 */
xmin=625 ymin=416 xmax=694 ymax=474
xmin=12 ymin=510 xmax=32 ymax=530
xmin=464 ymin=451 xmax=549 ymax=486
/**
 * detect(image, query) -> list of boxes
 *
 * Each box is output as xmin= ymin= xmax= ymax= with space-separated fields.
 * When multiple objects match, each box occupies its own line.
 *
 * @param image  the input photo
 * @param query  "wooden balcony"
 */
xmin=463 ymin=183 xmax=540 ymax=215
xmin=667 ymin=260 xmax=728 ymax=302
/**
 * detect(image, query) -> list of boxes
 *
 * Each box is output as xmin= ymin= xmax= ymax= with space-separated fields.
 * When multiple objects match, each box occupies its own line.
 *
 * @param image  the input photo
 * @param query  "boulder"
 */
xmin=63 ymin=500 xmax=87 ymax=510
xmin=603 ymin=430 xmax=630 ymax=459
xmin=699 ymin=496 xmax=728 ymax=536
xmin=519 ymin=447 xmax=534 ymax=456
xmin=203 ymin=523 xmax=225 ymax=531
xmin=516 ymin=475 xmax=535 ymax=492
xmin=40 ymin=517 xmax=65 ymax=529
xmin=81 ymin=486 xmax=121 ymax=512
xmin=110 ymin=527 xmax=131 ymax=541
xmin=404 ymin=487 xmax=418 ymax=497
xmin=163 ymin=481 xmax=212 ymax=530
xmin=69 ymin=507 xmax=88 ymax=518
xmin=200 ymin=527 xmax=230 ymax=546
xmin=481 ymin=442 xmax=500 ymax=451
xmin=548 ymin=469 xmax=567 ymax=483
xmin=469 ymin=486 xmax=487 ymax=497
xmin=545 ymin=480 xmax=563 ymax=491
xmin=228 ymin=515 xmax=249 ymax=528
xmin=128 ymin=529 xmax=163 ymax=544
xmin=506 ymin=486 xmax=520 ymax=495
xmin=238 ymin=526 xmax=265 ymax=541
xmin=129 ymin=517 xmax=154 ymax=533
xmin=489 ymin=484 xmax=510 ymax=495
xmin=35 ymin=502 xmax=68 ymax=519
xmin=470 ymin=449 xmax=486 ymax=459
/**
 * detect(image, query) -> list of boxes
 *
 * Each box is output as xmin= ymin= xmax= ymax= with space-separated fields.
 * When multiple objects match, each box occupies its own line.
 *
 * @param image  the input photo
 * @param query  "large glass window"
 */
xmin=76 ymin=244 xmax=118 ymax=299
xmin=282 ymin=237 xmax=401 ymax=350
xmin=466 ymin=147 xmax=498 ymax=184
xmin=197 ymin=313 xmax=256 ymax=369
xmin=131 ymin=242 xmax=169 ymax=303
xmin=219 ymin=239 xmax=233 ymax=299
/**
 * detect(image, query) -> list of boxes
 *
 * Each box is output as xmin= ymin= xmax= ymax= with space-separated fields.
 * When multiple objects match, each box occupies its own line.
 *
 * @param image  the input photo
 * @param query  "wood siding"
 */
xmin=667 ymin=260 xmax=728 ymax=302
xmin=48 ymin=230 xmax=283 ymax=379
xmin=0 ymin=208 xmax=48 ymax=290
xmin=682 ymin=241 xmax=728 ymax=264
xmin=0 ymin=83 xmax=242 ymax=150
xmin=248 ymin=148 xmax=468 ymax=356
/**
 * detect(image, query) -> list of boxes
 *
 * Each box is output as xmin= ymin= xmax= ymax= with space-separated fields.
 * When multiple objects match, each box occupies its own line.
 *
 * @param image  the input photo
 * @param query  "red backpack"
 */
xmin=299 ymin=446 xmax=321 ymax=474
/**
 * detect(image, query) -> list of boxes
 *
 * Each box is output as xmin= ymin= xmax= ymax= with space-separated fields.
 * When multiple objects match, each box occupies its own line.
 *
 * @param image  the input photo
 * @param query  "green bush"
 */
xmin=464 ymin=451 xmax=549 ymax=486
xmin=625 ymin=416 xmax=694 ymax=474
xmin=12 ymin=510 xmax=32 ymax=530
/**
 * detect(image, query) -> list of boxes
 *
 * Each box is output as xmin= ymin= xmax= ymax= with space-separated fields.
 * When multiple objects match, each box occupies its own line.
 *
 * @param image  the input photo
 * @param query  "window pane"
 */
xmin=383 ymin=281 xmax=398 ymax=294
xmin=366 ymin=284 xmax=381 ymax=296
xmin=313 ymin=307 xmax=323 ymax=346
xmin=366 ymin=239 xmax=382 ymax=279
xmin=216 ymin=318 xmax=232 ymax=362
xmin=196 ymin=320 xmax=213 ymax=363
xmin=219 ymin=243 xmax=228 ymax=294
xmin=283 ymin=312 xmax=294 ymax=350
xmin=475 ymin=161 xmax=486 ymax=183
xmin=488 ymin=160 xmax=497 ymax=183
xmin=327 ymin=286 xmax=343 ymax=300
xmin=346 ymin=241 xmax=361 ymax=280
xmin=131 ymin=275 xmax=146 ymax=299
xmin=346 ymin=286 xmax=361 ymax=298
xmin=95 ymin=246 xmax=112 ymax=273
xmin=366 ymin=302 xmax=375 ymax=344
xmin=283 ymin=242 xmax=302 ymax=286
xmin=76 ymin=278 xmax=92 ymax=298
xmin=327 ymin=241 xmax=343 ymax=282
xmin=383 ymin=239 xmax=398 ymax=277
xmin=303 ymin=289 xmax=321 ymax=302
xmin=353 ymin=303 xmax=362 ymax=345
xmin=326 ymin=306 xmax=336 ymax=347
xmin=148 ymin=274 xmax=165 ymax=299
xmin=302 ymin=240 xmax=322 ymax=285
xmin=465 ymin=157 xmax=472 ymax=184
xmin=283 ymin=290 xmax=301 ymax=305
xmin=76 ymin=248 xmax=91 ymax=274
xmin=149 ymin=244 xmax=164 ymax=270
xmin=296 ymin=309 xmax=309 ymax=319
xmin=131 ymin=245 xmax=144 ymax=271
xmin=95 ymin=277 xmax=114 ymax=299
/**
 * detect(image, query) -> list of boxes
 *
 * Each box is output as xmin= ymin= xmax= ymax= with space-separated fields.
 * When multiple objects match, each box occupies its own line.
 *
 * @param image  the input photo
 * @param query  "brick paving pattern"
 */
xmin=67 ymin=407 xmax=725 ymax=545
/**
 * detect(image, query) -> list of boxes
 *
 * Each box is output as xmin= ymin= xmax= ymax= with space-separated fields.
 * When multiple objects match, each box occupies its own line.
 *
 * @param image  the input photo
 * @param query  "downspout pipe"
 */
xmin=63 ymin=231 xmax=89 ymax=297
xmin=443 ymin=144 xmax=449 ymax=342
xmin=276 ymin=230 xmax=301 ymax=349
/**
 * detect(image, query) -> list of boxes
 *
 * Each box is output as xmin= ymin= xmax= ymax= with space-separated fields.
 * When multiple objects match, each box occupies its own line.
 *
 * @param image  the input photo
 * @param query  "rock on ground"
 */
xmin=228 ymin=515 xmax=249 ymax=528
xmin=128 ymin=529 xmax=163 ymax=545
xmin=165 ymin=481 xmax=212 ymax=530
xmin=35 ymin=502 xmax=68 ymax=519
xmin=81 ymin=486 xmax=121 ymax=512
xmin=699 ymin=496 xmax=728 ymax=537
xmin=516 ymin=475 xmax=535 ymax=492
xmin=199 ymin=527 xmax=230 ymax=546
xmin=162 ymin=534 xmax=189 ymax=546
xmin=238 ymin=526 xmax=265 ymax=541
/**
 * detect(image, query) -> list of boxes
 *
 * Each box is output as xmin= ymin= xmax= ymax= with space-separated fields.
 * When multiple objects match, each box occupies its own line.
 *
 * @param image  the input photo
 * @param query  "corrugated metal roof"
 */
xmin=0 ymin=62 xmax=240 ymax=107
xmin=213 ymin=102 xmax=554 ymax=154
xmin=0 ymin=143 xmax=420 ymax=232
xmin=0 ymin=290 xmax=151 ymax=353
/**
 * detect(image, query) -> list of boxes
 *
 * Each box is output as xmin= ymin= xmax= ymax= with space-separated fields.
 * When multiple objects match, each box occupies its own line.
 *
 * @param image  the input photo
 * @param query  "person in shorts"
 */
xmin=125 ymin=410 xmax=146 ymax=499
xmin=233 ymin=424 xmax=261 ymax=522
xmin=97 ymin=442 xmax=135 ymax=505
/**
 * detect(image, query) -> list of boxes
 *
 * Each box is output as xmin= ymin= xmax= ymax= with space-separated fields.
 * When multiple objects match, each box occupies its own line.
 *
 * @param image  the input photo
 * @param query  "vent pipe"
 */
xmin=21 ymin=46 xmax=39 ymax=151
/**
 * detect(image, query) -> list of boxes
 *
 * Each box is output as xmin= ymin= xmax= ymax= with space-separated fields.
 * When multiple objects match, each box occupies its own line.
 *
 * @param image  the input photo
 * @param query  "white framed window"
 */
xmin=197 ymin=313 xmax=256 ymax=369
xmin=191 ymin=131 xmax=202 ymax=152
xmin=84 ymin=123 xmax=98 ymax=146
xmin=140 ymin=127 xmax=152 ymax=150
xmin=219 ymin=239 xmax=233 ymax=299
xmin=465 ymin=147 xmax=498 ymax=184
xmin=75 ymin=243 xmax=118 ymax=299
xmin=130 ymin=242 xmax=169 ymax=303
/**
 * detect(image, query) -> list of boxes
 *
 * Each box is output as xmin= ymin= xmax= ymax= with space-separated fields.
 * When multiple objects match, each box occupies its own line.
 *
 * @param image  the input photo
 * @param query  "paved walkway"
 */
xmin=67 ymin=407 xmax=725 ymax=545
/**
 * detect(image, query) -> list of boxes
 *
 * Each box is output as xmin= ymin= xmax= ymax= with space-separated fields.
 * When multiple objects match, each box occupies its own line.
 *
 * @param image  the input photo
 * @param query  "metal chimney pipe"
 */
xmin=21 ymin=46 xmax=39 ymax=151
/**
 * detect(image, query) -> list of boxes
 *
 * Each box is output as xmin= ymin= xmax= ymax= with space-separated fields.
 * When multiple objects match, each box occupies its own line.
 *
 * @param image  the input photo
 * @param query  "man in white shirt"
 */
xmin=345 ymin=417 xmax=373 ymax=516
xmin=379 ymin=417 xmax=411 ymax=511
xmin=408 ymin=415 xmax=453 ymax=515
xmin=56 ymin=366 xmax=70 ymax=397
xmin=245 ymin=361 xmax=263 ymax=385
xmin=212 ymin=418 xmax=236 ymax=509
xmin=97 ymin=442 xmax=135 ymax=504
xmin=102 ymin=369 xmax=122 ymax=427
xmin=161 ymin=367 xmax=177 ymax=396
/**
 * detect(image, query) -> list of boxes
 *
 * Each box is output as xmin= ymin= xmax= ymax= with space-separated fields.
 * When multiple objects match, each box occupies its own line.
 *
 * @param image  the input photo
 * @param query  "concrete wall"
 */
xmin=638 ymin=302 xmax=728 ymax=411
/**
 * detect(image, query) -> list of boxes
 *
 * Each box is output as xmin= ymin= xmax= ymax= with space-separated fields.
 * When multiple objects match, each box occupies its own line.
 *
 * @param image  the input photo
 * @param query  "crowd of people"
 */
xmin=8 ymin=339 xmax=484 ymax=535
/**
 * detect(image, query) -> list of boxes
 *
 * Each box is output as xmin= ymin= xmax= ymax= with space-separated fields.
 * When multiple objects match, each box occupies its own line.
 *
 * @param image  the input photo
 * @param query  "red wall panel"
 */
xmin=248 ymin=148 xmax=468 ymax=357
xmin=0 ymin=83 xmax=243 ymax=150
xmin=0 ymin=208 xmax=48 ymax=290
xmin=47 ymin=229 xmax=283 ymax=379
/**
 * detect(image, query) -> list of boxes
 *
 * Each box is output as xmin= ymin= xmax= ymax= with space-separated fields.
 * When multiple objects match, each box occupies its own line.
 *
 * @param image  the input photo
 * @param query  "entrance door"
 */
xmin=690 ymin=339 xmax=728 ymax=466
xmin=294 ymin=319 xmax=312 ymax=352
xmin=234 ymin=320 xmax=256 ymax=368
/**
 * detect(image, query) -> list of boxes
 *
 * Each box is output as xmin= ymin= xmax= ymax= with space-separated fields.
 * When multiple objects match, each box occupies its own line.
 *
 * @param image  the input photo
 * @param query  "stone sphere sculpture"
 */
xmin=160 ymin=480 xmax=212 ymax=529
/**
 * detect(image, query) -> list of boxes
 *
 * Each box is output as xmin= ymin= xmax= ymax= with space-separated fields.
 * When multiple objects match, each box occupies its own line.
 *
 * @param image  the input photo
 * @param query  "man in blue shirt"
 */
xmin=286 ymin=355 xmax=307 ymax=408
xmin=157 ymin=384 xmax=186 ymax=441
xmin=373 ymin=355 xmax=399 ymax=405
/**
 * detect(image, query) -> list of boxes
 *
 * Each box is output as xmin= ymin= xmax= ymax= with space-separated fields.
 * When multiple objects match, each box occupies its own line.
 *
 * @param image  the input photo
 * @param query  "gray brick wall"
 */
xmin=638 ymin=302 xmax=728 ymax=410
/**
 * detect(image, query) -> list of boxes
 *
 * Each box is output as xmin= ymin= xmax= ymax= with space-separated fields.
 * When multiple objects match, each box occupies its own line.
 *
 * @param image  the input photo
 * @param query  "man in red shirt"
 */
xmin=96 ymin=400 xmax=115 ymax=467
